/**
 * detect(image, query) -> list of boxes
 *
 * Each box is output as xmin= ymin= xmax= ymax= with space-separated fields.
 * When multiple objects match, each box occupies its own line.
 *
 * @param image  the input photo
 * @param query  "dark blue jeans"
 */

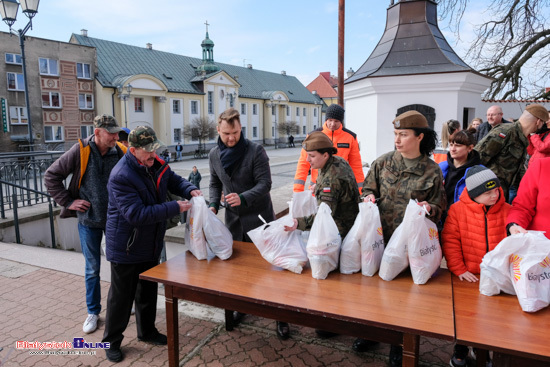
xmin=78 ymin=223 xmax=103 ymax=315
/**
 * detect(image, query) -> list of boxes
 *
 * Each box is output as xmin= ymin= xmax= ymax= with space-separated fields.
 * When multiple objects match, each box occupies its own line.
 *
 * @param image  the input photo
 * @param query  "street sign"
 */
xmin=1 ymin=98 xmax=8 ymax=133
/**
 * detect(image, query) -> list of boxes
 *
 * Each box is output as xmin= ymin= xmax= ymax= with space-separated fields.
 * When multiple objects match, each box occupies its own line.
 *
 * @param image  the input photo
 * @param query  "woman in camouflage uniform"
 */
xmin=358 ymin=110 xmax=446 ymax=367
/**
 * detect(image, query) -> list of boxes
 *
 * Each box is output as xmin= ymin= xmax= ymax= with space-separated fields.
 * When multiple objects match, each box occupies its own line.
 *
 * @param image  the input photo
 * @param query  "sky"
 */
xmin=4 ymin=0 xmax=488 ymax=87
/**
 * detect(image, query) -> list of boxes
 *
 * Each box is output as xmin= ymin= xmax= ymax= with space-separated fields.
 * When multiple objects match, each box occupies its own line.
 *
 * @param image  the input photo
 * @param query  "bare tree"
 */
xmin=438 ymin=0 xmax=550 ymax=99
xmin=183 ymin=117 xmax=217 ymax=152
xmin=277 ymin=120 xmax=300 ymax=139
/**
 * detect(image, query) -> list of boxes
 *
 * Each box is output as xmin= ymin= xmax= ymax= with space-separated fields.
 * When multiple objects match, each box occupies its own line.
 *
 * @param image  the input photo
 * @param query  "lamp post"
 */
xmin=116 ymin=84 xmax=132 ymax=128
xmin=266 ymin=98 xmax=278 ymax=149
xmin=0 ymin=0 xmax=40 ymax=151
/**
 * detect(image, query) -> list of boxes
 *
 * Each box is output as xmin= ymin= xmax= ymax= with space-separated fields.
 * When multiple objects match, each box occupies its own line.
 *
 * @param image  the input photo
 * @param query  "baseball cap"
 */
xmin=128 ymin=126 xmax=163 ymax=152
xmin=93 ymin=114 xmax=123 ymax=133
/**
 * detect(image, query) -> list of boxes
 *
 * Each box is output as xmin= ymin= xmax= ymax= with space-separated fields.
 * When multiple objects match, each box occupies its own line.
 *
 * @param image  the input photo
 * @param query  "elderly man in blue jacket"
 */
xmin=102 ymin=126 xmax=201 ymax=363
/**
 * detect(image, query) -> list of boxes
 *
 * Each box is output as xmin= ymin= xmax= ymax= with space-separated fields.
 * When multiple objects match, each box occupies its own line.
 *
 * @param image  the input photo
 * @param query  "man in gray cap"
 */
xmin=102 ymin=126 xmax=200 ymax=362
xmin=45 ymin=114 xmax=126 ymax=334
xmin=293 ymin=104 xmax=364 ymax=193
xmin=475 ymin=103 xmax=549 ymax=201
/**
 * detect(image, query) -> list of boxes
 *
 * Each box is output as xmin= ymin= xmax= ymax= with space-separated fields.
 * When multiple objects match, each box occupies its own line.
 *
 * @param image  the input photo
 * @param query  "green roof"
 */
xmin=71 ymin=34 xmax=319 ymax=104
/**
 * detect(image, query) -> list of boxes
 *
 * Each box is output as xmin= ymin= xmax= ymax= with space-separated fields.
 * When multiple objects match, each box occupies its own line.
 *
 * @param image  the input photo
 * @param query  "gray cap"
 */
xmin=465 ymin=165 xmax=500 ymax=199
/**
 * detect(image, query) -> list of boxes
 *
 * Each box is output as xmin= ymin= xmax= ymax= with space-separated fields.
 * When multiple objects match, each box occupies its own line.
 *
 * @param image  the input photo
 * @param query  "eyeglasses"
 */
xmin=487 ymin=113 xmax=502 ymax=117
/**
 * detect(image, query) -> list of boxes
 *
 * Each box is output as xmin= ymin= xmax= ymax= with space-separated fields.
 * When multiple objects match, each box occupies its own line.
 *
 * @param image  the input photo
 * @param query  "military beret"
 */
xmin=525 ymin=104 xmax=549 ymax=122
xmin=302 ymin=131 xmax=337 ymax=154
xmin=392 ymin=110 xmax=428 ymax=129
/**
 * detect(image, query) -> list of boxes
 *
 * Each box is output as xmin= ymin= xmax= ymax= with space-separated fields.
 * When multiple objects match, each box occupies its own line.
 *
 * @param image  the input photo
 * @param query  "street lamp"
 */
xmin=116 ymin=84 xmax=132 ymax=128
xmin=0 ymin=0 xmax=40 ymax=150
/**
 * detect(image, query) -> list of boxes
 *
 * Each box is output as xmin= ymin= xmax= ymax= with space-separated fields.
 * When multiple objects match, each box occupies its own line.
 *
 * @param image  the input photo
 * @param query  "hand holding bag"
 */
xmin=307 ymin=202 xmax=342 ymax=279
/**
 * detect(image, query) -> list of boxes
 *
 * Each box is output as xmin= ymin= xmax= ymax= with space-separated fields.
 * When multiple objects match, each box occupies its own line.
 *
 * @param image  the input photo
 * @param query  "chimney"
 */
xmin=81 ymin=29 xmax=88 ymax=37
xmin=281 ymin=70 xmax=286 ymax=75
xmin=247 ymin=64 xmax=253 ymax=69
xmin=146 ymin=43 xmax=152 ymax=50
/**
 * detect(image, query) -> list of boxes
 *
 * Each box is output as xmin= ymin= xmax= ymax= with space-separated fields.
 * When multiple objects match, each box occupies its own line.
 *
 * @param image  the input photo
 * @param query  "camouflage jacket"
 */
xmin=360 ymin=151 xmax=446 ymax=244
xmin=475 ymin=122 xmax=528 ymax=198
xmin=296 ymin=155 xmax=360 ymax=238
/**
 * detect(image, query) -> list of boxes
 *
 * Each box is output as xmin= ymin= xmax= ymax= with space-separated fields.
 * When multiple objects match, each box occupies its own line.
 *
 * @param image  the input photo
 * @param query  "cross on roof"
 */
xmin=204 ymin=20 xmax=209 ymax=32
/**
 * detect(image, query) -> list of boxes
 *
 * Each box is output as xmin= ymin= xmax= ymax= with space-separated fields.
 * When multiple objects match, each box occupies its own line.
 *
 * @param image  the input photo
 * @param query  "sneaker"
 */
xmin=83 ymin=314 xmax=99 ymax=334
xmin=138 ymin=332 xmax=167 ymax=345
xmin=450 ymin=345 xmax=468 ymax=367
xmin=105 ymin=348 xmax=123 ymax=363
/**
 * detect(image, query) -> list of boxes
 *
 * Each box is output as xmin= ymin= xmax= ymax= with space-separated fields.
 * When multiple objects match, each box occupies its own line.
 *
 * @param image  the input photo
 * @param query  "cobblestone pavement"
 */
xmin=0 ymin=258 xmax=454 ymax=367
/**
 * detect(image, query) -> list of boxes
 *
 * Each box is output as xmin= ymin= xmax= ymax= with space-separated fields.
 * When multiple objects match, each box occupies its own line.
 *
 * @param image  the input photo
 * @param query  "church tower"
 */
xmin=196 ymin=21 xmax=220 ymax=75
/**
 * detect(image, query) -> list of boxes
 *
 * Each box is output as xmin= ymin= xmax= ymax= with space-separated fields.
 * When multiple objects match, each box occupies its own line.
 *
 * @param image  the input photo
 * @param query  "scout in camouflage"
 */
xmin=290 ymin=132 xmax=359 ymax=238
xmin=361 ymin=151 xmax=445 ymax=244
xmin=361 ymin=110 xmax=446 ymax=245
xmin=475 ymin=104 xmax=548 ymax=201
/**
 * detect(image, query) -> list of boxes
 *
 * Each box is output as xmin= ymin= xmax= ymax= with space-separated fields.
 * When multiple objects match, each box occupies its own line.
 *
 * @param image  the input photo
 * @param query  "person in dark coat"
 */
xmin=102 ymin=126 xmax=200 ymax=363
xmin=208 ymin=108 xmax=288 ymax=339
xmin=188 ymin=166 xmax=202 ymax=189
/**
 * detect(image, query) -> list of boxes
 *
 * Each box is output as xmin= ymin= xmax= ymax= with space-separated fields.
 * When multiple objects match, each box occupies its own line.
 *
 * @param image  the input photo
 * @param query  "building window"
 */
xmin=303 ymin=108 xmax=307 ymax=116
xmin=173 ymin=100 xmax=181 ymax=114
xmin=253 ymin=126 xmax=258 ymax=138
xmin=5 ymin=53 xmax=22 ymax=65
xmin=80 ymin=125 xmax=94 ymax=138
xmin=303 ymin=126 xmax=306 ymax=134
xmin=79 ymin=93 xmax=93 ymax=109
xmin=296 ymin=107 xmax=300 ymax=116
xmin=229 ymin=94 xmax=235 ymax=108
xmin=77 ymin=63 xmax=91 ymax=79
xmin=208 ymin=91 xmax=213 ymax=114
xmin=44 ymin=126 xmax=64 ymax=142
xmin=42 ymin=92 xmax=61 ymax=108
xmin=9 ymin=106 xmax=27 ymax=124
xmin=241 ymin=103 xmax=246 ymax=115
xmin=191 ymin=100 xmax=198 ymax=114
xmin=252 ymin=104 xmax=258 ymax=115
xmin=286 ymin=106 xmax=290 ymax=116
xmin=242 ymin=126 xmax=246 ymax=138
xmin=314 ymin=108 xmax=317 ymax=117
xmin=39 ymin=58 xmax=58 ymax=76
xmin=134 ymin=97 xmax=143 ymax=112
xmin=174 ymin=128 xmax=182 ymax=142
xmin=272 ymin=106 xmax=275 ymax=115
xmin=7 ymin=72 xmax=25 ymax=91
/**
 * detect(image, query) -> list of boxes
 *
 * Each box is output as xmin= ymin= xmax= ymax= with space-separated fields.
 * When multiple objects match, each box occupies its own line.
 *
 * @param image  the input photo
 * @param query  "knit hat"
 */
xmin=525 ymin=104 xmax=549 ymax=122
xmin=302 ymin=131 xmax=337 ymax=154
xmin=325 ymin=104 xmax=345 ymax=122
xmin=393 ymin=110 xmax=428 ymax=129
xmin=128 ymin=126 xmax=163 ymax=152
xmin=465 ymin=165 xmax=500 ymax=199
xmin=93 ymin=114 xmax=123 ymax=133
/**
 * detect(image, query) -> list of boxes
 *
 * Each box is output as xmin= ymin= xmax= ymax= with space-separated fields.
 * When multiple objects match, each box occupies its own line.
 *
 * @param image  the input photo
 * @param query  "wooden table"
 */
xmin=140 ymin=241 xmax=454 ymax=367
xmin=452 ymin=275 xmax=550 ymax=366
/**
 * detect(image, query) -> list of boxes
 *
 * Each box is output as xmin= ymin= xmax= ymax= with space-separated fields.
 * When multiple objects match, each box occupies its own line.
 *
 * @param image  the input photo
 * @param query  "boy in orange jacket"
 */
xmin=442 ymin=165 xmax=511 ymax=367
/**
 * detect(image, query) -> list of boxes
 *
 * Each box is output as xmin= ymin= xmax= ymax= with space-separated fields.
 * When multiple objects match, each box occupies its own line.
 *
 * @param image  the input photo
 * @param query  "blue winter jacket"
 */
xmin=105 ymin=152 xmax=197 ymax=263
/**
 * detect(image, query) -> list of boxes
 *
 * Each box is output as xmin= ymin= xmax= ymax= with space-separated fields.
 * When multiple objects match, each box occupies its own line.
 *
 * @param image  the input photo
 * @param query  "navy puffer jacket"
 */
xmin=105 ymin=152 xmax=197 ymax=263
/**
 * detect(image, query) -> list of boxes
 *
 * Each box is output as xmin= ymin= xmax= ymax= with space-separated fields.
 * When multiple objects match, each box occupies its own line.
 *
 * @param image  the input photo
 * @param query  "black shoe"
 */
xmin=276 ymin=321 xmax=290 ymax=340
xmin=389 ymin=345 xmax=403 ymax=367
xmin=233 ymin=311 xmax=246 ymax=326
xmin=138 ymin=332 xmax=167 ymax=346
xmin=315 ymin=329 xmax=338 ymax=339
xmin=352 ymin=338 xmax=378 ymax=353
xmin=105 ymin=348 xmax=123 ymax=363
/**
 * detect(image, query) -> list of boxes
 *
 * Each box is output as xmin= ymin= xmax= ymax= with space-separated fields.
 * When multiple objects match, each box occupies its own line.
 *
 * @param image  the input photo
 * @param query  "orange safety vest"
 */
xmin=293 ymin=122 xmax=364 ymax=193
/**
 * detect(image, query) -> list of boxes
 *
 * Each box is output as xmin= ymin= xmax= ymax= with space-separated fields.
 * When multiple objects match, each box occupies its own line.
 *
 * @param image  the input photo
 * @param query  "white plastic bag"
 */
xmin=290 ymin=190 xmax=317 ymax=218
xmin=406 ymin=201 xmax=442 ymax=284
xmin=378 ymin=224 xmax=408 ymax=281
xmin=480 ymin=232 xmax=550 ymax=312
xmin=339 ymin=204 xmax=364 ymax=274
xmin=184 ymin=196 xmax=209 ymax=260
xmin=361 ymin=202 xmax=385 ymax=277
xmin=203 ymin=209 xmax=233 ymax=260
xmin=248 ymin=215 xmax=308 ymax=274
xmin=307 ymin=203 xmax=342 ymax=279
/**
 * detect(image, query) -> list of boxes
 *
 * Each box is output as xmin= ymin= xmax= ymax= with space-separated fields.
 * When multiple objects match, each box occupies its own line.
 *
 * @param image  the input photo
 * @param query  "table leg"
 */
xmin=402 ymin=333 xmax=419 ymax=367
xmin=225 ymin=309 xmax=234 ymax=331
xmin=165 ymin=285 xmax=179 ymax=367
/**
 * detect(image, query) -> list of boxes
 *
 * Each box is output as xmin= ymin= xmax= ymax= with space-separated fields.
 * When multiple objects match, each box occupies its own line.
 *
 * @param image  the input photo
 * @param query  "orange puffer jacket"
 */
xmin=442 ymin=186 xmax=511 ymax=276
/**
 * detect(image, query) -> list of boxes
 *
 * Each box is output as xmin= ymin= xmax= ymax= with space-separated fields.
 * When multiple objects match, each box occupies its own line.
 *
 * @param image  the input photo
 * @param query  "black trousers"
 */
xmin=102 ymin=260 xmax=159 ymax=349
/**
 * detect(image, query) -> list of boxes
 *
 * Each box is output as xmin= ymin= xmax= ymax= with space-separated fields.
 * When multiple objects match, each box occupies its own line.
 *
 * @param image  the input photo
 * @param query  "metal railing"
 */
xmin=0 ymin=179 xmax=56 ymax=247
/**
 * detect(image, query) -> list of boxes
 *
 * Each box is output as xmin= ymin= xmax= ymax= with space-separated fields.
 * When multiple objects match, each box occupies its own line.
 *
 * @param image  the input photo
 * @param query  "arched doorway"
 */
xmin=396 ymin=104 xmax=436 ymax=130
